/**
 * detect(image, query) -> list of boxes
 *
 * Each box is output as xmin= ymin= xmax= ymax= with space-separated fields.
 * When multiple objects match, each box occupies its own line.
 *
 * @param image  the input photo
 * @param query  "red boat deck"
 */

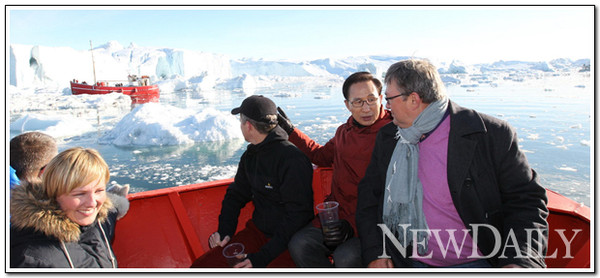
xmin=111 ymin=167 xmax=590 ymax=268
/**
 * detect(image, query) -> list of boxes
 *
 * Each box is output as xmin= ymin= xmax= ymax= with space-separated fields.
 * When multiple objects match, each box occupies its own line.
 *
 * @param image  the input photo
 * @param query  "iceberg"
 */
xmin=9 ymin=41 xmax=590 ymax=94
xmin=10 ymin=113 xmax=94 ymax=139
xmin=98 ymin=103 xmax=243 ymax=146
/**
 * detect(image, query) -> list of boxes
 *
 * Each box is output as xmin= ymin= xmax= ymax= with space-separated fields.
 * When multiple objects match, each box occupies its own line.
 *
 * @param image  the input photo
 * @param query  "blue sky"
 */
xmin=8 ymin=6 xmax=594 ymax=63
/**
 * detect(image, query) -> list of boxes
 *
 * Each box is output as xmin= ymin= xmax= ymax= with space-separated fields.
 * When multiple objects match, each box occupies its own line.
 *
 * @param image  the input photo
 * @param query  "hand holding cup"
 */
xmin=222 ymin=242 xmax=246 ymax=267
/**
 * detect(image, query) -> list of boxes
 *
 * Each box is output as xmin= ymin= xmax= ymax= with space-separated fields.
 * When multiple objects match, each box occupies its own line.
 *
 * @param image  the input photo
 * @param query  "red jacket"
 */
xmin=288 ymin=108 xmax=392 ymax=234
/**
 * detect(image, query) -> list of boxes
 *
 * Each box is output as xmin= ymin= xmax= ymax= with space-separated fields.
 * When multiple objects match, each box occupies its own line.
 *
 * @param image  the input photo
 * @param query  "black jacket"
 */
xmin=218 ymin=126 xmax=314 ymax=267
xmin=10 ymin=181 xmax=128 ymax=268
xmin=356 ymin=101 xmax=548 ymax=268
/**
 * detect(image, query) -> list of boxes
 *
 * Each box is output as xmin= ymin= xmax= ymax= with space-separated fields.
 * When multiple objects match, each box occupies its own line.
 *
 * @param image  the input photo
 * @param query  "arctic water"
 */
xmin=9 ymin=73 xmax=592 ymax=206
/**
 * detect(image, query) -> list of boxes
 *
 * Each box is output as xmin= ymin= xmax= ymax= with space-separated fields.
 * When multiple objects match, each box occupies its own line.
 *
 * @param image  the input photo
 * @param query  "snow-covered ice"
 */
xmin=558 ymin=166 xmax=578 ymax=172
xmin=98 ymin=103 xmax=243 ymax=146
xmin=10 ymin=113 xmax=94 ymax=139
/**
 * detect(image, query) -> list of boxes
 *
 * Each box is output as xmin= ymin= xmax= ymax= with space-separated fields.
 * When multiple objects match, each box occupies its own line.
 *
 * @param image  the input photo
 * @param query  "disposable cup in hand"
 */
xmin=222 ymin=242 xmax=245 ymax=266
xmin=316 ymin=201 xmax=340 ymax=229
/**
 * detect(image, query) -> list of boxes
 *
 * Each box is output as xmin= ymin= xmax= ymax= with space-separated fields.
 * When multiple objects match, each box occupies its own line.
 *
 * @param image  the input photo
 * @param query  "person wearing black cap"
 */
xmin=190 ymin=95 xmax=314 ymax=268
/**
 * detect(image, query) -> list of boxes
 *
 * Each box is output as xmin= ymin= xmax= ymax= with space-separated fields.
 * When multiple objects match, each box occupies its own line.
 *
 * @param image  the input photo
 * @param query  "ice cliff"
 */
xmin=9 ymin=40 xmax=590 ymax=91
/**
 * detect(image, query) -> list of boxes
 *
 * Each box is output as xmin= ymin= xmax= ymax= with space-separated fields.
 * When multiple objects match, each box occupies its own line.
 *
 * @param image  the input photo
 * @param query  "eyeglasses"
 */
xmin=385 ymin=93 xmax=410 ymax=102
xmin=349 ymin=97 xmax=379 ymax=108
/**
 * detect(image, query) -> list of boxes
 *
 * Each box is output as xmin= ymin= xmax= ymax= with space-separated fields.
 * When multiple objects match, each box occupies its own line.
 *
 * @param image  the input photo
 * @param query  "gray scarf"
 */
xmin=383 ymin=96 xmax=448 ymax=256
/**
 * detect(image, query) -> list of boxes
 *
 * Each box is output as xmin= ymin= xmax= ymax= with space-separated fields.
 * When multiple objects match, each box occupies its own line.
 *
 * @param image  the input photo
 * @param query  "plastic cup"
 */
xmin=222 ymin=242 xmax=245 ymax=266
xmin=316 ymin=201 xmax=340 ymax=231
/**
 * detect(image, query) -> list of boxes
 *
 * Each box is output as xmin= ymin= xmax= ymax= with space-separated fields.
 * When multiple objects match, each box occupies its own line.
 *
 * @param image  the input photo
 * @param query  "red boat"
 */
xmin=70 ymin=75 xmax=160 ymax=105
xmin=70 ymin=41 xmax=160 ymax=105
xmin=111 ymin=167 xmax=590 ymax=269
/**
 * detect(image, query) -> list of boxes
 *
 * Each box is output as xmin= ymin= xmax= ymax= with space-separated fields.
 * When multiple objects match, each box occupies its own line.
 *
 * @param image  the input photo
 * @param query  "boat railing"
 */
xmin=111 ymin=167 xmax=591 ymax=268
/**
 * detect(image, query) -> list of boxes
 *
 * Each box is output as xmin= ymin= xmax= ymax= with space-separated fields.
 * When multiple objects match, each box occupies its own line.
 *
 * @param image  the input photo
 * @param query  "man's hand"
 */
xmin=277 ymin=107 xmax=295 ymax=134
xmin=233 ymin=257 xmax=253 ymax=268
xmin=368 ymin=258 xmax=393 ymax=268
xmin=106 ymin=184 xmax=130 ymax=220
xmin=208 ymin=232 xmax=230 ymax=248
xmin=107 ymin=184 xmax=130 ymax=196
xmin=323 ymin=219 xmax=354 ymax=247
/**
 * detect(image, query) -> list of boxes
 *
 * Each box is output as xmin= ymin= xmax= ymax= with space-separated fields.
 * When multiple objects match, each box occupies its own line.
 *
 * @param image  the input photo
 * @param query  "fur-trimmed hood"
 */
xmin=10 ymin=181 xmax=114 ymax=243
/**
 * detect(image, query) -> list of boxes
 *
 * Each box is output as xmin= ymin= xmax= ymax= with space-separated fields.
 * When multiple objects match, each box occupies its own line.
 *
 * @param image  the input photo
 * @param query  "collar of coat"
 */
xmin=447 ymin=100 xmax=488 ymax=137
xmin=10 ymin=181 xmax=113 ymax=242
xmin=247 ymin=125 xmax=289 ymax=153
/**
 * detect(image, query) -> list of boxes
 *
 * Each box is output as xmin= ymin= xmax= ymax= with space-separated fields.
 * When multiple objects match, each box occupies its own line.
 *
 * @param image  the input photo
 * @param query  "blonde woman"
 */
xmin=10 ymin=147 xmax=129 ymax=268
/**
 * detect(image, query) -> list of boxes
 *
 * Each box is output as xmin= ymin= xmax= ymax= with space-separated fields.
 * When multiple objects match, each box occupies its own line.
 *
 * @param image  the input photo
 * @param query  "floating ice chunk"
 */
xmin=555 ymin=136 xmax=565 ymax=143
xmin=526 ymin=133 xmax=540 ymax=140
xmin=177 ymin=108 xmax=244 ymax=142
xmin=273 ymin=91 xmax=301 ymax=97
xmin=99 ymin=103 xmax=243 ymax=146
xmin=570 ymin=124 xmax=582 ymax=129
xmin=193 ymin=164 xmax=238 ymax=182
xmin=10 ymin=113 xmax=94 ymax=139
xmin=580 ymin=140 xmax=590 ymax=146
xmin=558 ymin=166 xmax=577 ymax=172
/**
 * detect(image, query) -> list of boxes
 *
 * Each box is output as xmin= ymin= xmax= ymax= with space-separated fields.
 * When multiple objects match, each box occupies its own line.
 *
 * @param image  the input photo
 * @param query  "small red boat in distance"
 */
xmin=70 ymin=75 xmax=160 ymax=105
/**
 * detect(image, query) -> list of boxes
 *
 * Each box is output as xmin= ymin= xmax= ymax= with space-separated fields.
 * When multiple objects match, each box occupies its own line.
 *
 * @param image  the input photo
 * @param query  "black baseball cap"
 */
xmin=231 ymin=95 xmax=278 ymax=124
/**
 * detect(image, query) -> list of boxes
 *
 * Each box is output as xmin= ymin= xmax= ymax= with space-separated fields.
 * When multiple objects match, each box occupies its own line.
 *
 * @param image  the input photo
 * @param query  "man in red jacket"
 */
xmin=278 ymin=72 xmax=392 ymax=267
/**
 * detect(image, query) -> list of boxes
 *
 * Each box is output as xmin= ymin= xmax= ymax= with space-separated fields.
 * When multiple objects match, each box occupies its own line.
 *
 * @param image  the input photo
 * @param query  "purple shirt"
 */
xmin=413 ymin=115 xmax=482 ymax=266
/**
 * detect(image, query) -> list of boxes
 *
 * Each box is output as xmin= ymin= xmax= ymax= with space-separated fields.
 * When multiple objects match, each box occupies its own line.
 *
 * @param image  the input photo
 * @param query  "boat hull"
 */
xmin=70 ymin=81 xmax=160 ymax=104
xmin=111 ymin=167 xmax=590 ymax=268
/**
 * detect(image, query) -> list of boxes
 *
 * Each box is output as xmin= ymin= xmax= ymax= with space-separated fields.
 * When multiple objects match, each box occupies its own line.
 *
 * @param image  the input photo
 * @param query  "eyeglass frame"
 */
xmin=348 ymin=96 xmax=380 ymax=108
xmin=384 ymin=92 xmax=411 ymax=102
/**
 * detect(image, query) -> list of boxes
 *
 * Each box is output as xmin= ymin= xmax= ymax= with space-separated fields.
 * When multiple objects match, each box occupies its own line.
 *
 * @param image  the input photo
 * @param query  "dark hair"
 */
xmin=10 ymin=132 xmax=58 ymax=183
xmin=240 ymin=113 xmax=277 ymax=134
xmin=342 ymin=72 xmax=382 ymax=100
xmin=384 ymin=59 xmax=446 ymax=103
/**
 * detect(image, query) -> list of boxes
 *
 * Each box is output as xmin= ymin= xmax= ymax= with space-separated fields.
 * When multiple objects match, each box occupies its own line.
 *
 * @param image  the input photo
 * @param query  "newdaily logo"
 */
xmin=377 ymin=224 xmax=582 ymax=260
